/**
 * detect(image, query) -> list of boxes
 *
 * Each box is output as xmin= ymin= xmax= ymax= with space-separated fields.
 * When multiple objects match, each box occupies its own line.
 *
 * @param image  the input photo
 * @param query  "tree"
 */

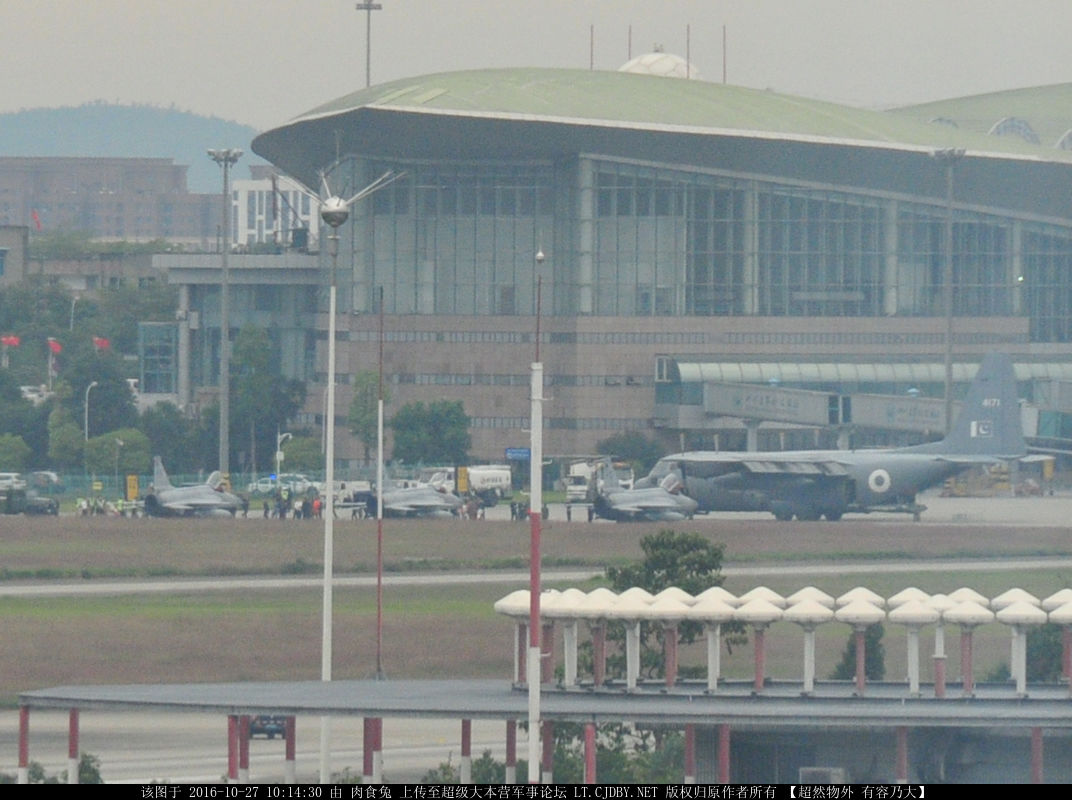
xmin=47 ymin=407 xmax=85 ymax=469
xmin=830 ymin=623 xmax=886 ymax=681
xmin=85 ymin=428 xmax=150 ymax=478
xmin=390 ymin=400 xmax=470 ymax=465
xmin=0 ymin=433 xmax=31 ymax=470
xmin=139 ymin=402 xmax=200 ymax=473
xmin=348 ymin=370 xmax=388 ymax=465
xmin=604 ymin=530 xmax=742 ymax=680
xmin=230 ymin=324 xmax=306 ymax=473
xmin=596 ymin=431 xmax=666 ymax=475
xmin=279 ymin=435 xmax=323 ymax=473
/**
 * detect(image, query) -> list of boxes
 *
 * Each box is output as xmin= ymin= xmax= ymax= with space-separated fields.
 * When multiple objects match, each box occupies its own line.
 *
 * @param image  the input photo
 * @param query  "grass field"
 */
xmin=2 ymin=513 xmax=1072 ymax=704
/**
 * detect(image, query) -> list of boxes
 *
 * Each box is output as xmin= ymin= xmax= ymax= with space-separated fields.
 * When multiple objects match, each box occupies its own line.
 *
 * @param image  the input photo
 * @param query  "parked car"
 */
xmin=0 ymin=472 xmax=26 ymax=491
xmin=279 ymin=473 xmax=313 ymax=495
xmin=248 ymin=715 xmax=287 ymax=739
xmin=24 ymin=491 xmax=59 ymax=515
xmin=29 ymin=471 xmax=64 ymax=493
xmin=247 ymin=477 xmax=278 ymax=495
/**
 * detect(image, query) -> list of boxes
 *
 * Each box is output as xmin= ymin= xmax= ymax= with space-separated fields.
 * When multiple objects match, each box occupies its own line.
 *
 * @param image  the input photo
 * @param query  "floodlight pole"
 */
xmin=376 ymin=285 xmax=385 ymax=680
xmin=319 ymin=206 xmax=343 ymax=785
xmin=207 ymin=148 xmax=242 ymax=475
xmin=355 ymin=2 xmax=382 ymax=88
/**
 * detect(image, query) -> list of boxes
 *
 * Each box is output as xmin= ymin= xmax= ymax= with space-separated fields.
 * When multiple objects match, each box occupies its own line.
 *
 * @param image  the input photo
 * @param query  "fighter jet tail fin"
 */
xmin=913 ymin=353 xmax=1026 ymax=458
xmin=153 ymin=456 xmax=174 ymax=492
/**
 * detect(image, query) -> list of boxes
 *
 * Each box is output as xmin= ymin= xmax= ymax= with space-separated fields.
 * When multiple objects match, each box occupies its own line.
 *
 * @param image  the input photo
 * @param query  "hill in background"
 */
xmin=0 ymin=102 xmax=268 ymax=193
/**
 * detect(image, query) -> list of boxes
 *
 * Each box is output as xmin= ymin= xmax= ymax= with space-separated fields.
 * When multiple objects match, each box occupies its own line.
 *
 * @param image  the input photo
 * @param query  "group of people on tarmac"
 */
xmin=76 ymin=496 xmax=139 ymax=517
xmin=261 ymin=487 xmax=323 ymax=520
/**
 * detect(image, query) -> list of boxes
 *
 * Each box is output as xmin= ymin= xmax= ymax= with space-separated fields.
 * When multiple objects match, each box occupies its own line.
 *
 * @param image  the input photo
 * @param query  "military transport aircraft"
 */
xmin=588 ymin=460 xmax=699 ymax=522
xmin=635 ymin=353 xmax=1027 ymax=521
xmin=143 ymin=457 xmax=245 ymax=517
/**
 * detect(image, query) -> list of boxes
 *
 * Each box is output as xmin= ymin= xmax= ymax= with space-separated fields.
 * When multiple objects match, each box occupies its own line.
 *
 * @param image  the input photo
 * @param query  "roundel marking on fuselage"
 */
xmin=868 ymin=468 xmax=892 ymax=494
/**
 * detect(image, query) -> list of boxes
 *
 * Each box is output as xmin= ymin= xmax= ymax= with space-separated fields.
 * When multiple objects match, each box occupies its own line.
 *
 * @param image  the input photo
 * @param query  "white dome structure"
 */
xmin=618 ymin=51 xmax=700 ymax=80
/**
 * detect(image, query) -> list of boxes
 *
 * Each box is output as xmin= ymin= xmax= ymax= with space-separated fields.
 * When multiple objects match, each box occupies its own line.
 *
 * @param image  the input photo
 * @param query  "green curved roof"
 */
xmin=893 ymin=83 xmax=1072 ymax=146
xmin=289 ymin=67 xmax=1072 ymax=162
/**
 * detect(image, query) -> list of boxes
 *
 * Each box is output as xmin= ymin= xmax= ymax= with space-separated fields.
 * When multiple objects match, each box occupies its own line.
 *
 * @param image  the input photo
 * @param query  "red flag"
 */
xmin=47 ymin=338 xmax=61 ymax=354
xmin=0 ymin=335 xmax=18 ymax=347
xmin=92 ymin=336 xmax=110 ymax=350
xmin=31 ymin=209 xmax=41 ymax=231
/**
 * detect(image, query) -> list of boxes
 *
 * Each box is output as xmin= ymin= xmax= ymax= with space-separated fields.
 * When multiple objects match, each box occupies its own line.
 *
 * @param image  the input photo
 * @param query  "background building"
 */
xmin=0 ymin=157 xmax=218 ymax=247
xmin=237 ymin=62 xmax=1072 ymax=466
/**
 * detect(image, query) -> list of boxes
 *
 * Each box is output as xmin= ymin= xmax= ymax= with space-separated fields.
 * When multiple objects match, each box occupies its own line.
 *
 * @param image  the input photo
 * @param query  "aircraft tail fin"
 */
xmin=911 ymin=353 xmax=1026 ymax=458
xmin=153 ymin=456 xmax=174 ymax=492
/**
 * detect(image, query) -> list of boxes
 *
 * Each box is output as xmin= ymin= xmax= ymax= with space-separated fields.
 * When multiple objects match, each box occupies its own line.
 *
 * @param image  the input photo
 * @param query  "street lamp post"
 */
xmin=83 ymin=381 xmax=98 ymax=442
xmin=207 ymin=148 xmax=243 ymax=476
xmin=276 ymin=429 xmax=292 ymax=482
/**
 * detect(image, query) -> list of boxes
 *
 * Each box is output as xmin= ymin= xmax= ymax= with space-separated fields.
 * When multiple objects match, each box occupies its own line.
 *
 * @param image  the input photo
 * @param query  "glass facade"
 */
xmin=138 ymin=322 xmax=177 ymax=394
xmin=335 ymin=154 xmax=1072 ymax=342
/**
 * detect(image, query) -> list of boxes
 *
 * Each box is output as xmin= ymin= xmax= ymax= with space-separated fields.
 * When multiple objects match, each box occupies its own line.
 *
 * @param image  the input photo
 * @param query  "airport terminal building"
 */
xmin=190 ymin=60 xmax=1072 ymax=464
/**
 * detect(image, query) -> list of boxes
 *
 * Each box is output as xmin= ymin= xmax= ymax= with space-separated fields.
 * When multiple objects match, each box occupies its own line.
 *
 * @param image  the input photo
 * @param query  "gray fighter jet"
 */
xmin=636 ymin=353 xmax=1027 ymax=521
xmin=588 ymin=459 xmax=699 ymax=522
xmin=365 ymin=484 xmax=464 ymax=518
xmin=143 ymin=457 xmax=245 ymax=517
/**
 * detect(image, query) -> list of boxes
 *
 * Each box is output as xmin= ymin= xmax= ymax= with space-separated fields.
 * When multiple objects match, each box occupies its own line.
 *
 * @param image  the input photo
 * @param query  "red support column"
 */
xmin=362 ymin=717 xmax=374 ymax=783
xmin=239 ymin=715 xmax=251 ymax=782
xmin=17 ymin=706 xmax=29 ymax=785
xmin=373 ymin=718 xmax=384 ymax=784
xmin=684 ymin=724 xmax=696 ymax=784
xmin=1031 ymin=727 xmax=1043 ymax=784
xmin=541 ymin=720 xmax=554 ymax=783
xmin=895 ymin=726 xmax=908 ymax=784
xmin=284 ymin=716 xmax=297 ymax=784
xmin=717 ymin=724 xmax=731 ymax=784
xmin=541 ymin=621 xmax=555 ymax=684
xmin=592 ymin=622 xmax=606 ymax=687
xmin=460 ymin=718 xmax=472 ymax=784
xmin=505 ymin=720 xmax=517 ymax=784
xmin=664 ymin=623 xmax=679 ymax=688
xmin=1063 ymin=627 xmax=1071 ymax=686
xmin=855 ymin=629 xmax=867 ymax=694
xmin=753 ymin=629 xmax=766 ymax=693
xmin=227 ymin=715 xmax=239 ymax=783
xmin=961 ymin=630 xmax=974 ymax=696
xmin=583 ymin=722 xmax=596 ymax=784
xmin=68 ymin=708 xmax=80 ymax=785
xmin=517 ymin=623 xmax=527 ymax=684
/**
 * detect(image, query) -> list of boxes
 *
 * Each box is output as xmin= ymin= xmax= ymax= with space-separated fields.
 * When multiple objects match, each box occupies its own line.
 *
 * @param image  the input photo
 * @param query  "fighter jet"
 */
xmin=365 ymin=484 xmax=463 ymax=518
xmin=588 ymin=459 xmax=699 ymax=522
xmin=143 ymin=456 xmax=245 ymax=517
xmin=636 ymin=353 xmax=1027 ymax=522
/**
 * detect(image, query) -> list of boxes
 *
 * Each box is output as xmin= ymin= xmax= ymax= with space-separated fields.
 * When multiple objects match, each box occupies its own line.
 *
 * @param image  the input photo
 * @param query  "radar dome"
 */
xmin=618 ymin=52 xmax=700 ymax=80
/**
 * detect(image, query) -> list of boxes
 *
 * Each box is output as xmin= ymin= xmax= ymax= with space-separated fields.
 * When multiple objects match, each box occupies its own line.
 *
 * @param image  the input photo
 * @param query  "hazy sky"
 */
xmin=5 ymin=0 xmax=1072 ymax=131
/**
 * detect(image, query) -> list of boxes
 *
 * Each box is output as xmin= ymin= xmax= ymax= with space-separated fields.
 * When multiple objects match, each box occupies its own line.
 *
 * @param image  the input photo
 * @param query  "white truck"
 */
xmin=565 ymin=461 xmax=595 ymax=502
xmin=566 ymin=459 xmax=635 ymax=502
xmin=418 ymin=465 xmax=513 ymax=504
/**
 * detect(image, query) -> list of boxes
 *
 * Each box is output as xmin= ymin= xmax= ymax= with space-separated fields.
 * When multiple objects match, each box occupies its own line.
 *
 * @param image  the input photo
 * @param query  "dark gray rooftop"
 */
xmin=20 ymin=678 xmax=1072 ymax=730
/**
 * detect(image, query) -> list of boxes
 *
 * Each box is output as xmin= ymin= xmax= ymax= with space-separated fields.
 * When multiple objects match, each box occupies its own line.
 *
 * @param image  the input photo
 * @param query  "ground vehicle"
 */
xmin=0 ymin=472 xmax=26 ymax=491
xmin=24 ymin=491 xmax=59 ymax=515
xmin=279 ymin=473 xmax=312 ymax=495
xmin=565 ymin=461 xmax=595 ymax=502
xmin=248 ymin=715 xmax=287 ymax=739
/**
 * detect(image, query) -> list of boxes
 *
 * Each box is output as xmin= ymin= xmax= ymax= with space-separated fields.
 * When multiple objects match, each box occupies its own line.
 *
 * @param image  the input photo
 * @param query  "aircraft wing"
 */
xmin=736 ymin=459 xmax=849 ymax=476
